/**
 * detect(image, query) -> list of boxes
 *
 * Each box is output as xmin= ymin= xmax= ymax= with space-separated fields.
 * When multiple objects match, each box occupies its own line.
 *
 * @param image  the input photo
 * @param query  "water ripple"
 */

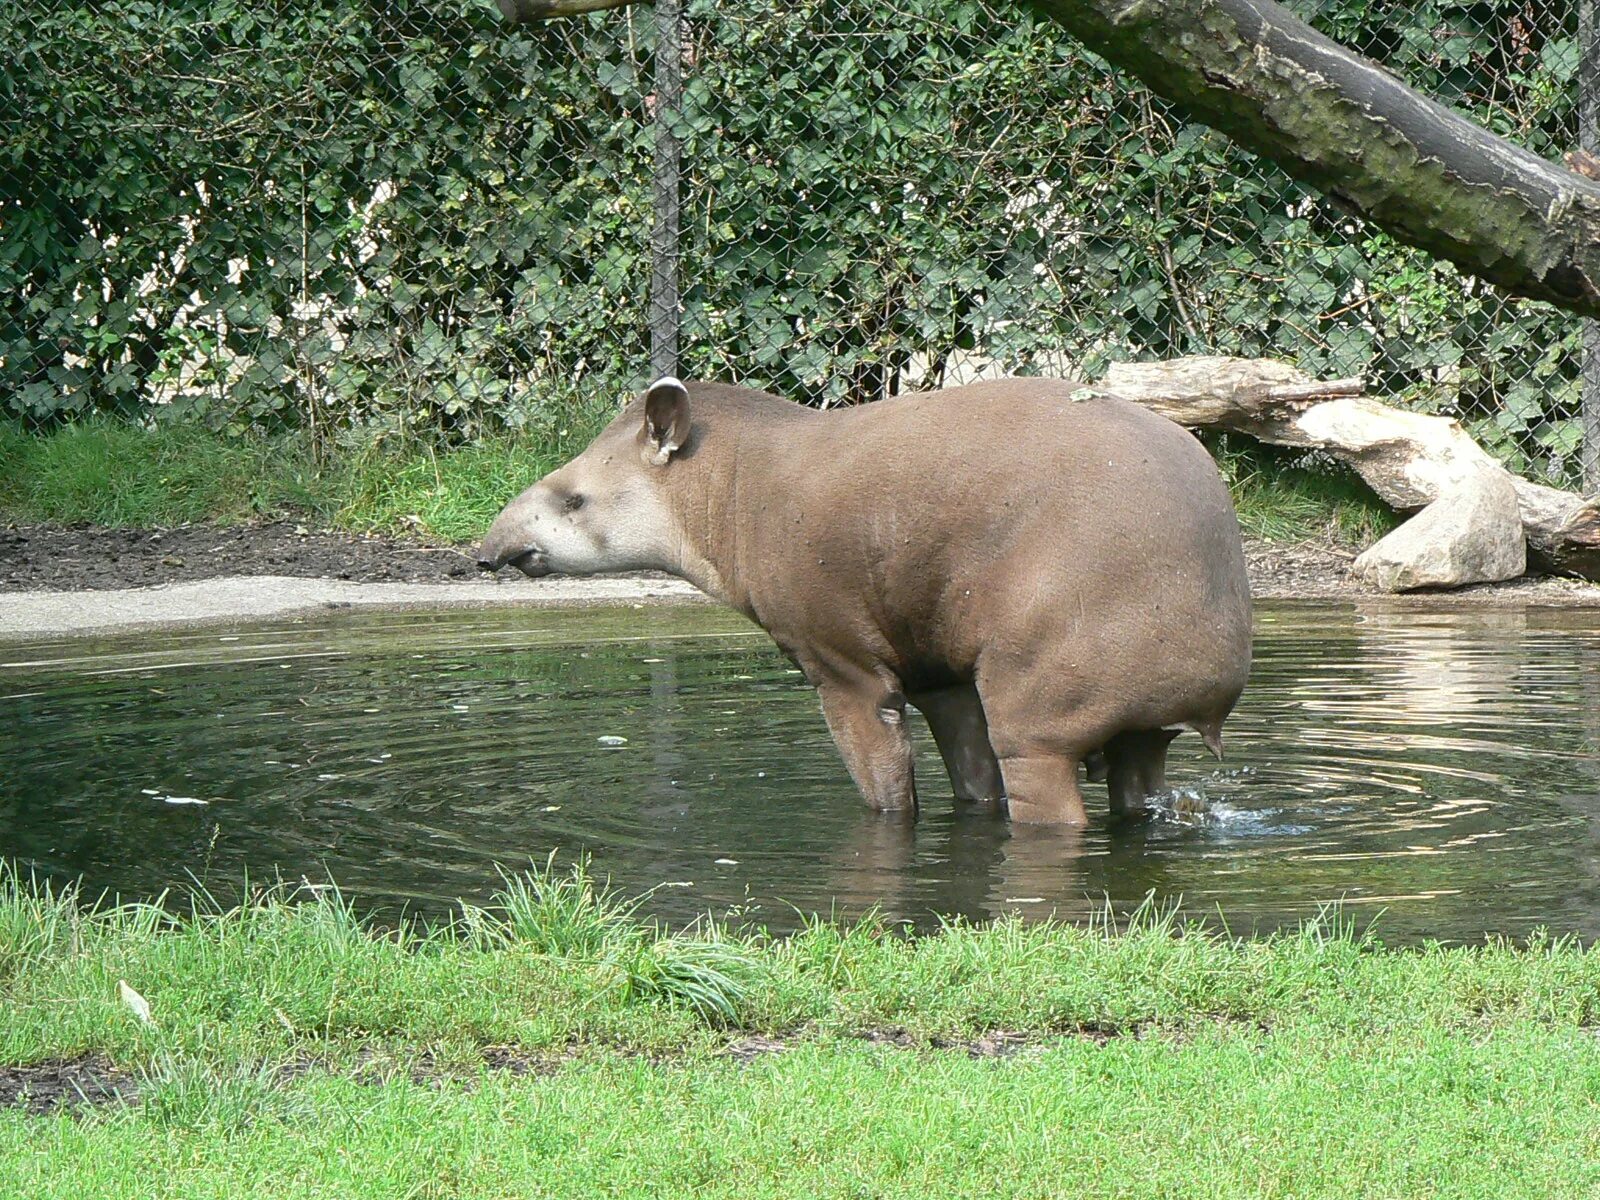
xmin=3 ymin=601 xmax=1600 ymax=942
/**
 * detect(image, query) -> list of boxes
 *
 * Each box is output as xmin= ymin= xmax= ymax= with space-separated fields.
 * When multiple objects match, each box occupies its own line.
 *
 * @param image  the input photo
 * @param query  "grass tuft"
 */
xmin=607 ymin=932 xmax=765 ymax=1025
xmin=0 ymin=864 xmax=82 ymax=982
xmin=135 ymin=1056 xmax=311 ymax=1135
xmin=489 ymin=854 xmax=641 ymax=958
xmin=485 ymin=856 xmax=764 ymax=1023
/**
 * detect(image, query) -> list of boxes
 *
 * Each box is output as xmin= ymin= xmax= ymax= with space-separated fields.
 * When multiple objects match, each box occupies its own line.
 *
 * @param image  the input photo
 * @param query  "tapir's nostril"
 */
xmin=476 ymin=553 xmax=500 ymax=572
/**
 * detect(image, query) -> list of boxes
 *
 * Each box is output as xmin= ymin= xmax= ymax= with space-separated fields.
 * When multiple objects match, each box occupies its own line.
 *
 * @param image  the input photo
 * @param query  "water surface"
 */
xmin=4 ymin=601 xmax=1600 ymax=942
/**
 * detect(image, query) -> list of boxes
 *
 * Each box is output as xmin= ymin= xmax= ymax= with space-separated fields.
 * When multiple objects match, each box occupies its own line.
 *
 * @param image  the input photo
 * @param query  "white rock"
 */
xmin=1353 ymin=469 xmax=1527 ymax=591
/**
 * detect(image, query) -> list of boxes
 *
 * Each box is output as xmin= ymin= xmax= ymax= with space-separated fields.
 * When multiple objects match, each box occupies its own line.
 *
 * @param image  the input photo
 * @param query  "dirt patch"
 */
xmin=855 ymin=1024 xmax=1132 ymax=1057
xmin=719 ymin=1035 xmax=792 ymax=1064
xmin=2 ymin=1026 xmax=1189 ymax=1118
xmin=3 ymin=519 xmax=1600 ymax=606
xmin=0 ymin=1055 xmax=138 ymax=1116
xmin=1244 ymin=539 xmax=1355 ymax=600
xmin=273 ymin=1043 xmax=570 ymax=1091
xmin=935 ymin=1030 xmax=1054 ymax=1057
xmin=0 ymin=521 xmax=479 ymax=593
xmin=1242 ymin=537 xmax=1600 ymax=605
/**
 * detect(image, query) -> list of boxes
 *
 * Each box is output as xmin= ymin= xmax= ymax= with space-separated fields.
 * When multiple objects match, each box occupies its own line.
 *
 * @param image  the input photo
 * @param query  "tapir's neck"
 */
xmin=654 ymin=390 xmax=815 ymax=614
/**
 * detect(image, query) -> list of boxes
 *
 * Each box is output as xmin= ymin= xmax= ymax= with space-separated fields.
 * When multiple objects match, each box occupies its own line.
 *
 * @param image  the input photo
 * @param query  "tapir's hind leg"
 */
xmin=994 ymin=753 xmax=1089 ymax=825
xmin=910 ymin=684 xmax=1003 ymax=803
xmin=974 ymin=672 xmax=1101 ymax=826
xmin=976 ymin=689 xmax=1094 ymax=824
xmin=1103 ymin=729 xmax=1180 ymax=821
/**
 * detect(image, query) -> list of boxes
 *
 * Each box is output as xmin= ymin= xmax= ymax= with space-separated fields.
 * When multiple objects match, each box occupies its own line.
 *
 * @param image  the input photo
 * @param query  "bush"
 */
xmin=1 ymin=0 xmax=1585 ymax=482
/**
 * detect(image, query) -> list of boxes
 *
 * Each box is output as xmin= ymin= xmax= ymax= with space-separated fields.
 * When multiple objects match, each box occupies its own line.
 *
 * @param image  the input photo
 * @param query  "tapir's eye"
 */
xmin=562 ymin=493 xmax=585 ymax=514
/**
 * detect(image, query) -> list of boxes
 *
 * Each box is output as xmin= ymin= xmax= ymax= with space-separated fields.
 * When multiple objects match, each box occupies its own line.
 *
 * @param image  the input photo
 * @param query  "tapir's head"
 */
xmin=476 ymin=377 xmax=694 ymax=578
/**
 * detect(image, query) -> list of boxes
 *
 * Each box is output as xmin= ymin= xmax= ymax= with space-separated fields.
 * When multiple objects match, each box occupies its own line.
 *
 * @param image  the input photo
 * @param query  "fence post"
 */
xmin=649 ymin=0 xmax=683 ymax=381
xmin=1583 ymin=0 xmax=1600 ymax=491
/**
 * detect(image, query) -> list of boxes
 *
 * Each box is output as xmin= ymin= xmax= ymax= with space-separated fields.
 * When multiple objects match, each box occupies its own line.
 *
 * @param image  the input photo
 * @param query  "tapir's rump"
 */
xmin=479 ymin=377 xmax=1252 ymax=826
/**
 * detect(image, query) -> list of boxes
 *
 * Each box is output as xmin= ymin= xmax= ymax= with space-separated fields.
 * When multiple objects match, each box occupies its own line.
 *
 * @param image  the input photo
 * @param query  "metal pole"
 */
xmin=649 ymin=0 xmax=682 ymax=381
xmin=1582 ymin=0 xmax=1600 ymax=491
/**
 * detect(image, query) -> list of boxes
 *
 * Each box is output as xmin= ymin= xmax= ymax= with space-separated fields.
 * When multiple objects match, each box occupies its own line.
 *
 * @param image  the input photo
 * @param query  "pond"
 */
xmin=4 ymin=601 xmax=1600 ymax=943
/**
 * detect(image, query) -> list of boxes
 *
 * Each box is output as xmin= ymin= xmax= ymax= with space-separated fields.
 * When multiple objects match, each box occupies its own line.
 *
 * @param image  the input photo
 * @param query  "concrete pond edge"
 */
xmin=0 ymin=573 xmax=711 ymax=641
xmin=4 ymin=565 xmax=1600 ymax=642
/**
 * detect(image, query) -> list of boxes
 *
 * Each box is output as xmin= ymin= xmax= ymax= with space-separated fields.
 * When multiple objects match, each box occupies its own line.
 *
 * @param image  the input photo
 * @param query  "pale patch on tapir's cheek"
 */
xmin=602 ymin=482 xmax=682 ymax=565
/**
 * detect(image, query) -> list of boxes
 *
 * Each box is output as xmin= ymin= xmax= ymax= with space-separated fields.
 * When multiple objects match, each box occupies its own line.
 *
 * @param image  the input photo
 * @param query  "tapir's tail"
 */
xmin=1190 ymin=717 xmax=1225 ymax=760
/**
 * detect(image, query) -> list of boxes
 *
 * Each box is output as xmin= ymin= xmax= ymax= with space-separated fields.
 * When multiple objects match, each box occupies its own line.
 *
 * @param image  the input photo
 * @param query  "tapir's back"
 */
xmin=823 ymin=378 xmax=1223 ymax=518
xmin=792 ymin=381 xmax=1240 ymax=594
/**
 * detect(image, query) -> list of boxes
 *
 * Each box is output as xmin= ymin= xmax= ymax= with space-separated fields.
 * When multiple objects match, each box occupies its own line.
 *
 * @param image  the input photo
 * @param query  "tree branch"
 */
xmin=1104 ymin=356 xmax=1600 ymax=585
xmin=495 ymin=0 xmax=638 ymax=21
xmin=1026 ymin=0 xmax=1600 ymax=317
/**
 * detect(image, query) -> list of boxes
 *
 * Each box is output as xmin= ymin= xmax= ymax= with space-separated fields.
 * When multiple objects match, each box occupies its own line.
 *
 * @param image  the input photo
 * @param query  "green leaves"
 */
xmin=1 ymin=0 xmax=652 ymax=438
xmin=0 ymin=0 xmax=1586 ymax=484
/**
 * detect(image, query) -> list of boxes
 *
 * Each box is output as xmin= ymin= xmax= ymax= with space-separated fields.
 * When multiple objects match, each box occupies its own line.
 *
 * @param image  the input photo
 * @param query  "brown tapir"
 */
xmin=477 ymin=376 xmax=1252 ymax=825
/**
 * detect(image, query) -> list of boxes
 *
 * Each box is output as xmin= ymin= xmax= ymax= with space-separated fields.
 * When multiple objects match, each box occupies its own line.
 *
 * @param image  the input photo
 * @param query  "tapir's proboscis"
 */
xmin=477 ymin=377 xmax=1252 ymax=825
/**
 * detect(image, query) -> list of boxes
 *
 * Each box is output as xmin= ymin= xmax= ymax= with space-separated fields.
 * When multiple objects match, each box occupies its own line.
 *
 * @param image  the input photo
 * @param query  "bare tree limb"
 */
xmin=1104 ymin=356 xmax=1600 ymax=583
xmin=495 ymin=0 xmax=637 ymax=21
xmin=1028 ymin=0 xmax=1600 ymax=317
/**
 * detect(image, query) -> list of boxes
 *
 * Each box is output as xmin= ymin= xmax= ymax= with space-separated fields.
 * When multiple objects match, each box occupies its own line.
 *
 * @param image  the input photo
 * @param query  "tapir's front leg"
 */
xmin=813 ymin=674 xmax=918 ymax=814
xmin=910 ymin=684 xmax=1003 ymax=803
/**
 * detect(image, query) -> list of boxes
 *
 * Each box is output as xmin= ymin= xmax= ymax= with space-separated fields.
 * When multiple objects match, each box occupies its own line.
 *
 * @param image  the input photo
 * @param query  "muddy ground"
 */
xmin=0 ymin=522 xmax=480 ymax=592
xmin=3 ymin=519 xmax=1599 ymax=605
xmin=0 ymin=1056 xmax=138 ymax=1116
xmin=1 ymin=1028 xmax=1099 ymax=1117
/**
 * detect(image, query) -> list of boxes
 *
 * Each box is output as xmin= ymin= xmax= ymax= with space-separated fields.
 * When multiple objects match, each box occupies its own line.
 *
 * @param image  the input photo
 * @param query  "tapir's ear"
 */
xmin=642 ymin=376 xmax=690 ymax=466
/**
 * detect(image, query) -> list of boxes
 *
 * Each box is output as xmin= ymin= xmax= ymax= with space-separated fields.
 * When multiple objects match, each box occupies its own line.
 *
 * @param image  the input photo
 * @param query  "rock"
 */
xmin=1352 ymin=470 xmax=1527 ymax=591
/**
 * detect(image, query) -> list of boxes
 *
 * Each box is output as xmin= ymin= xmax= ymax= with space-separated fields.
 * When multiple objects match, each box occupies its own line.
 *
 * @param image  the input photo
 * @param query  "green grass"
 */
xmin=0 ymin=401 xmax=613 ymax=543
xmin=10 ymin=1029 xmax=1600 ymax=1198
xmin=1211 ymin=434 xmax=1399 ymax=546
xmin=1 ymin=417 xmax=1396 ymax=548
xmin=5 ymin=861 xmax=1600 ymax=1195
xmin=329 ymin=416 xmax=611 ymax=542
xmin=0 ymin=419 xmax=326 ymax=528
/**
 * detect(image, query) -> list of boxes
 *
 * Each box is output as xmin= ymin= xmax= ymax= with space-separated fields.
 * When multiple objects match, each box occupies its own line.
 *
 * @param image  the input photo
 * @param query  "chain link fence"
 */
xmin=3 ymin=0 xmax=1595 ymax=489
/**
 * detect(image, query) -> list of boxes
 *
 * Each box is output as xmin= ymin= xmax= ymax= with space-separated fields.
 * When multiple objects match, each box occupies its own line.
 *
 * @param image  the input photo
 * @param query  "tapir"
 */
xmin=477 ymin=376 xmax=1252 ymax=825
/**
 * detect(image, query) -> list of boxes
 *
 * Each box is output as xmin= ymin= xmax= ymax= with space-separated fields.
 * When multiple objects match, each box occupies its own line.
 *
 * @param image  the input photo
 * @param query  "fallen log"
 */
xmin=1100 ymin=356 xmax=1600 ymax=589
xmin=1509 ymin=479 xmax=1600 ymax=581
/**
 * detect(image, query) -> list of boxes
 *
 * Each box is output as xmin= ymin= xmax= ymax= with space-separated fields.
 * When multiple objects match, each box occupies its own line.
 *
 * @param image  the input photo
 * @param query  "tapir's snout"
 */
xmin=475 ymin=541 xmax=551 ymax=578
xmin=474 ymin=533 xmax=512 ymax=573
xmin=475 ymin=506 xmax=553 ymax=578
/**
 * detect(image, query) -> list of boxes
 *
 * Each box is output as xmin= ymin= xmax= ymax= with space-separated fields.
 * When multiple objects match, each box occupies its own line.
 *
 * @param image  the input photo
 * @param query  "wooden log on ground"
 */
xmin=1513 ymin=479 xmax=1600 ymax=580
xmin=1101 ymin=356 xmax=1600 ymax=588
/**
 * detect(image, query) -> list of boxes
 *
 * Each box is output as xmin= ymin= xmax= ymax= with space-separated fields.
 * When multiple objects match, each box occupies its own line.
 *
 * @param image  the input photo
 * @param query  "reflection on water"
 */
xmin=3 ymin=601 xmax=1600 ymax=942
